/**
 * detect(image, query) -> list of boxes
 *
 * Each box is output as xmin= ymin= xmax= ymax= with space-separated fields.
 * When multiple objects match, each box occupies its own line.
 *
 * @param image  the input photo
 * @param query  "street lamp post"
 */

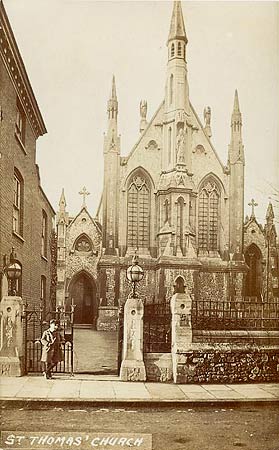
xmin=120 ymin=251 xmax=146 ymax=381
xmin=126 ymin=251 xmax=144 ymax=298
xmin=4 ymin=248 xmax=22 ymax=296
xmin=118 ymin=251 xmax=144 ymax=372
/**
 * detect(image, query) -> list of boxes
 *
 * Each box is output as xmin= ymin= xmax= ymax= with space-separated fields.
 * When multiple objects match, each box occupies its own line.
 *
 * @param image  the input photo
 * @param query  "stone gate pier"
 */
xmin=120 ymin=295 xmax=146 ymax=381
xmin=0 ymin=296 xmax=24 ymax=376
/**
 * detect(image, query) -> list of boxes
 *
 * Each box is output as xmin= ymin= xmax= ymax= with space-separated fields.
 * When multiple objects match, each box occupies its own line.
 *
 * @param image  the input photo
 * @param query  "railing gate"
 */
xmin=24 ymin=305 xmax=75 ymax=375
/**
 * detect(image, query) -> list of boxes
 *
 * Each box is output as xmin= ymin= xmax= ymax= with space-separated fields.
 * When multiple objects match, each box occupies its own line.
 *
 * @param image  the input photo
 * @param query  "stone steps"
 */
xmin=73 ymin=329 xmax=118 ymax=374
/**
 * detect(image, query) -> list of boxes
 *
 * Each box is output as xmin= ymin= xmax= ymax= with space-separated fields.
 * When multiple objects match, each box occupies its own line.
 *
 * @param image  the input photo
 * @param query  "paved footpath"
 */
xmin=1 ymin=375 xmax=279 ymax=404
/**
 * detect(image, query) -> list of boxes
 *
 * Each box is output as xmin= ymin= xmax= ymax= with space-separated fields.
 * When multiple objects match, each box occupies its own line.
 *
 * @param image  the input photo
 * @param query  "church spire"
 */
xmin=102 ymin=76 xmax=121 ymax=254
xmin=266 ymin=202 xmax=274 ymax=223
xmin=163 ymin=1 xmax=190 ymax=170
xmin=231 ymin=90 xmax=242 ymax=137
xmin=233 ymin=89 xmax=240 ymax=112
xmin=229 ymin=89 xmax=244 ymax=163
xmin=168 ymin=1 xmax=187 ymax=44
xmin=228 ymin=89 xmax=245 ymax=255
xmin=57 ymin=188 xmax=68 ymax=225
xmin=59 ymin=188 xmax=66 ymax=212
xmin=107 ymin=74 xmax=118 ymax=121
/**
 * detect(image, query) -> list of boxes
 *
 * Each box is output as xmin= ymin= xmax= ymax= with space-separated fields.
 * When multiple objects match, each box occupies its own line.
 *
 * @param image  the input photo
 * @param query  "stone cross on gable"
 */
xmin=248 ymin=198 xmax=258 ymax=218
xmin=79 ymin=186 xmax=90 ymax=208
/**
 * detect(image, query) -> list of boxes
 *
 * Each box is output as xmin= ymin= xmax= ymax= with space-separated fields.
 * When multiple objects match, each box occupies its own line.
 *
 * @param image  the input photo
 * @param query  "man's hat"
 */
xmin=49 ymin=319 xmax=57 ymax=325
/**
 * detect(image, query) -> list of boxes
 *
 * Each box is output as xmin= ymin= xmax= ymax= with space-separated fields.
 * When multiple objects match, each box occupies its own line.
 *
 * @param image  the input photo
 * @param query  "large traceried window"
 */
xmin=198 ymin=179 xmax=220 ymax=252
xmin=127 ymin=174 xmax=150 ymax=249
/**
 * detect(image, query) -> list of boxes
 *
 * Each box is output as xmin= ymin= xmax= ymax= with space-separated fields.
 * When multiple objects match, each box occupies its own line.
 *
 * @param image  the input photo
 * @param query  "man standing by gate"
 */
xmin=41 ymin=319 xmax=63 ymax=379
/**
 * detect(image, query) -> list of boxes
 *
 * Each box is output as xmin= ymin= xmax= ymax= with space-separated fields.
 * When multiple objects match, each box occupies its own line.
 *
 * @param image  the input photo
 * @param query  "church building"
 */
xmin=56 ymin=1 xmax=277 ymax=333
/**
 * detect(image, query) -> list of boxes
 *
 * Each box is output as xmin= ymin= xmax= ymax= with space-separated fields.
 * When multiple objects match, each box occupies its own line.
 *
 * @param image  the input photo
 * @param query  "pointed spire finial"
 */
xmin=230 ymin=89 xmax=242 ymax=135
xmin=59 ymin=188 xmax=66 ymax=209
xmin=107 ymin=74 xmax=118 ymax=119
xmin=266 ymin=202 xmax=274 ymax=222
xmin=111 ymin=74 xmax=117 ymax=100
xmin=168 ymin=1 xmax=187 ymax=44
xmin=233 ymin=89 xmax=240 ymax=112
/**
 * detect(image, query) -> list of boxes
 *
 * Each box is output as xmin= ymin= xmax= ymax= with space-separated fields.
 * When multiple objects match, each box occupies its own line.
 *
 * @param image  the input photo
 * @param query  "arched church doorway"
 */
xmin=67 ymin=271 xmax=117 ymax=374
xmin=68 ymin=271 xmax=97 ymax=326
xmin=244 ymin=244 xmax=263 ymax=299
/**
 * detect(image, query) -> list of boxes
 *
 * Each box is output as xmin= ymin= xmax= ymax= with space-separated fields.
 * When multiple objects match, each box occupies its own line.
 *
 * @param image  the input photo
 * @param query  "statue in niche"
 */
xmin=176 ymin=128 xmax=186 ymax=163
xmin=203 ymin=106 xmax=211 ymax=126
xmin=0 ymin=306 xmax=19 ymax=355
xmin=140 ymin=100 xmax=147 ymax=119
xmin=203 ymin=106 xmax=212 ymax=138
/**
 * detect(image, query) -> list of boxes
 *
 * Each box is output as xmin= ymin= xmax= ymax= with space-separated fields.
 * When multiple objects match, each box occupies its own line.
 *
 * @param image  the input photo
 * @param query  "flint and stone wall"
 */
xmin=144 ymin=347 xmax=279 ymax=384
xmin=175 ymin=347 xmax=279 ymax=384
xmin=143 ymin=290 xmax=279 ymax=383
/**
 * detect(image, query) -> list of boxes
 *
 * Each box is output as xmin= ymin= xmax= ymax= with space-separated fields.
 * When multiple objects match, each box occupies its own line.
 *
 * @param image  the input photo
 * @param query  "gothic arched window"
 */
xmin=168 ymin=126 xmax=172 ymax=163
xmin=198 ymin=180 xmax=220 ymax=252
xmin=169 ymin=74 xmax=174 ymax=106
xmin=177 ymin=197 xmax=184 ymax=254
xmin=127 ymin=174 xmax=150 ymax=249
xmin=164 ymin=199 xmax=170 ymax=224
xmin=171 ymin=43 xmax=175 ymax=58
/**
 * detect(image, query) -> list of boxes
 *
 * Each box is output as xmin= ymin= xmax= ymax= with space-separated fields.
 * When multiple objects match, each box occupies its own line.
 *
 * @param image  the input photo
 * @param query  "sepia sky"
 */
xmin=4 ymin=0 xmax=279 ymax=227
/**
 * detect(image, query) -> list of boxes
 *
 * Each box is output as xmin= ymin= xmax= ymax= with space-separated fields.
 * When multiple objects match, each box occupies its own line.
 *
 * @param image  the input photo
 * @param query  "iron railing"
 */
xmin=192 ymin=296 xmax=279 ymax=330
xmin=24 ymin=306 xmax=74 ymax=374
xmin=143 ymin=296 xmax=279 ymax=353
xmin=143 ymin=297 xmax=171 ymax=353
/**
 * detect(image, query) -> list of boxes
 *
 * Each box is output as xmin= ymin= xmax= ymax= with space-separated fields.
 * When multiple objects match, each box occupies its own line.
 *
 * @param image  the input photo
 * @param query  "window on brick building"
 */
xmin=15 ymin=99 xmax=26 ymax=144
xmin=127 ymin=173 xmax=150 ymax=249
xmin=41 ymin=210 xmax=48 ymax=257
xmin=13 ymin=170 xmax=23 ymax=236
xmin=198 ymin=179 xmax=220 ymax=253
xmin=41 ymin=275 xmax=47 ymax=319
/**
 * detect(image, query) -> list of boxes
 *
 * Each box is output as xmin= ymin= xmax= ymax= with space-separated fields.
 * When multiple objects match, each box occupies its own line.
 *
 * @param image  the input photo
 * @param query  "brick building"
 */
xmin=0 ymin=1 xmax=55 ymax=311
